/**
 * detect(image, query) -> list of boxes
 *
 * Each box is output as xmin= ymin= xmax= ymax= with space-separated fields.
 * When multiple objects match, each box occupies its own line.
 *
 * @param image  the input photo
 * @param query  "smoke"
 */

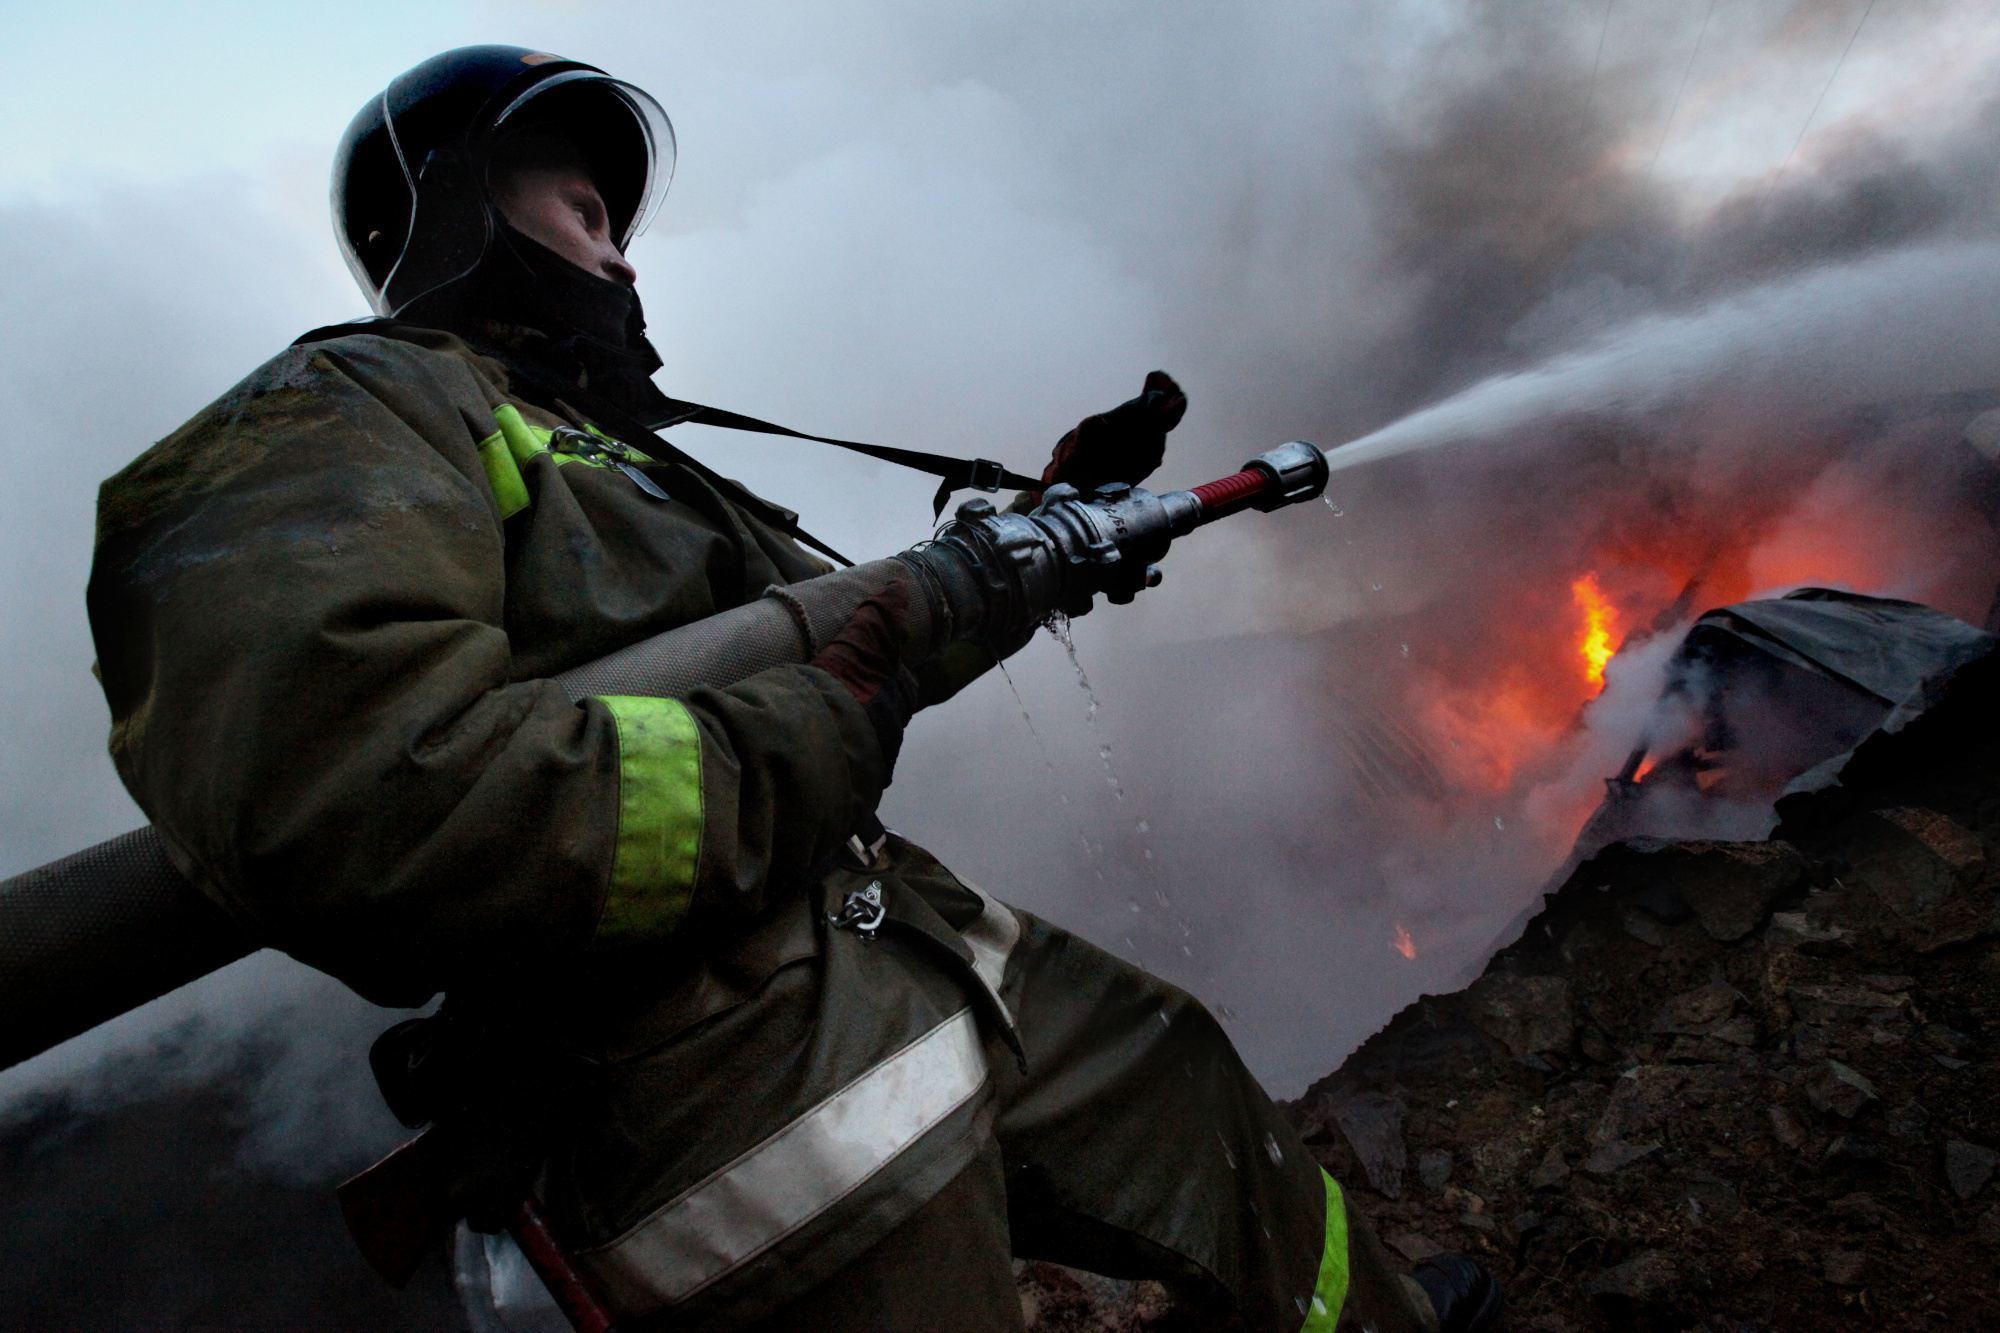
xmin=5 ymin=0 xmax=2000 ymax=1321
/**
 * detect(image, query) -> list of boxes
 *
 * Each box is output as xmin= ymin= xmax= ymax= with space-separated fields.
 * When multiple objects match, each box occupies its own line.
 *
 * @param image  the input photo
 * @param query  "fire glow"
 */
xmin=1391 ymin=924 xmax=1417 ymax=959
xmin=1571 ymin=573 xmax=1618 ymax=690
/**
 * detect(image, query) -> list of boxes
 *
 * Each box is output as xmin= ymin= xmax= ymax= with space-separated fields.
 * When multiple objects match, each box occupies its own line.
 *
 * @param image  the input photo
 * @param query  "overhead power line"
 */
xmin=1771 ymin=0 xmax=1881 ymax=183
xmin=1649 ymin=0 xmax=1718 ymax=178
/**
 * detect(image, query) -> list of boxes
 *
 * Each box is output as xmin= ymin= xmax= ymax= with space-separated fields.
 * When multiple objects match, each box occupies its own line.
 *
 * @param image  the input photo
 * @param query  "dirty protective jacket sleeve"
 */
xmin=87 ymin=332 xmax=887 ymax=1006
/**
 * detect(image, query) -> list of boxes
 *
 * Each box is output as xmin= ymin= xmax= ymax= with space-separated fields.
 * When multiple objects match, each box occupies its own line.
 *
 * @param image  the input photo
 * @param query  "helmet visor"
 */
xmin=489 ymin=72 xmax=676 ymax=250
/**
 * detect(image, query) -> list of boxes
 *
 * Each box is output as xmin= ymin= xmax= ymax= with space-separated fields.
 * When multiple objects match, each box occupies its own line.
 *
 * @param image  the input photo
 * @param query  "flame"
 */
xmin=1392 ymin=924 xmax=1417 ymax=960
xmin=1571 ymin=572 xmax=1618 ymax=690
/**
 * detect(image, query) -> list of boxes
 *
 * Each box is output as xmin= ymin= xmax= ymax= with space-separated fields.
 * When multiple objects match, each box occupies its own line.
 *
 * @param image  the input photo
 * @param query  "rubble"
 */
xmin=1271 ymin=647 xmax=2000 ymax=1329
xmin=1017 ymin=642 xmax=2000 ymax=1329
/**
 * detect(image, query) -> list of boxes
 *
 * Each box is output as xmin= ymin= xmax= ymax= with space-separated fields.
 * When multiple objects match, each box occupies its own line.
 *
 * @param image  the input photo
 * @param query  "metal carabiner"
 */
xmin=828 ymin=880 xmax=886 ymax=940
xmin=550 ymin=428 xmax=671 ymax=502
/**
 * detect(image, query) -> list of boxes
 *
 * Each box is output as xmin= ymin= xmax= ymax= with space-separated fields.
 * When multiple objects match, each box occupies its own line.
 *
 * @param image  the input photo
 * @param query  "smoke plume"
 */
xmin=4 ymin=1 xmax=2000 ymax=1323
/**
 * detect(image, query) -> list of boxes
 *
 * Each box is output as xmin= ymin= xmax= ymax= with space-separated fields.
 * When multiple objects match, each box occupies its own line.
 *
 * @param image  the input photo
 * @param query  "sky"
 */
xmin=3 ymin=0 xmax=2000 ymax=1173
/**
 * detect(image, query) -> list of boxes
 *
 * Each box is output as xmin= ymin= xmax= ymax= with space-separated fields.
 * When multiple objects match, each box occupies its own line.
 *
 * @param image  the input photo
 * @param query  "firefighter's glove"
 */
xmin=810 ymin=580 xmax=919 ymax=780
xmin=1041 ymin=370 xmax=1187 ymax=497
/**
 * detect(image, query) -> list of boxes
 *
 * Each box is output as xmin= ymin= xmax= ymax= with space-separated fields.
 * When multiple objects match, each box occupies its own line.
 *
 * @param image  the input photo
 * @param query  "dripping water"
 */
xmin=1043 ymin=612 xmax=1196 ymax=959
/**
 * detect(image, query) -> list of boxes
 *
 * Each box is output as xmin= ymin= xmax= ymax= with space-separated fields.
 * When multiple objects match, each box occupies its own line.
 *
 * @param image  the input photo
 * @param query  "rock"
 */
xmin=1822 ymin=1134 xmax=1887 ymax=1164
xmin=1787 ymin=983 xmax=1907 ymax=1025
xmin=1849 ymin=808 xmax=1991 ymax=949
xmin=1767 ymin=1105 xmax=1805 ymax=1148
xmin=1945 ymin=1139 xmax=2000 ymax=1200
xmin=1578 ymin=1027 xmax=1619 ymax=1064
xmin=1579 ymin=1140 xmax=1658 ymax=1174
xmin=1582 ymin=1249 xmax=1677 ymax=1304
xmin=1470 ymin=973 xmax=1574 ymax=1058
xmin=1387 ymin=1232 xmax=1445 ymax=1264
xmin=1527 ymin=1144 xmax=1571 ymax=1190
xmin=1709 ymin=1014 xmax=1759 ymax=1047
xmin=1327 ymin=1090 xmax=1407 ymax=1200
xmin=1979 ymin=1205 xmax=2000 ymax=1249
xmin=1596 ymin=1066 xmax=1686 ymax=1144
xmin=1806 ymin=1061 xmax=1879 ymax=1119
xmin=1823 ymin=1250 xmax=1870 ymax=1286
xmin=1441 ymin=1186 xmax=1485 ymax=1215
xmin=1644 ymin=839 xmax=1807 ymax=941
xmin=1459 ymin=1211 xmax=1496 ymax=1233
xmin=1766 ymin=910 xmax=1850 ymax=953
xmin=1827 ymin=1192 xmax=1883 ymax=1227
xmin=1469 ymin=1136 xmax=1525 ymax=1186
xmin=1621 ymin=909 xmax=1669 ymax=947
xmin=1416 ymin=1148 xmax=1452 ymax=1191
xmin=1857 ymin=973 xmax=1917 ymax=992
xmin=1652 ymin=981 xmax=1743 ymax=1035
xmin=1875 ymin=806 xmax=1984 ymax=870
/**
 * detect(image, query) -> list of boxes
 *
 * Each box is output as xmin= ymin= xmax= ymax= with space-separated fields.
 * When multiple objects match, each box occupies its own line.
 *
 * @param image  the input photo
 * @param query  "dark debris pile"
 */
xmin=1280 ymin=651 xmax=2000 ymax=1331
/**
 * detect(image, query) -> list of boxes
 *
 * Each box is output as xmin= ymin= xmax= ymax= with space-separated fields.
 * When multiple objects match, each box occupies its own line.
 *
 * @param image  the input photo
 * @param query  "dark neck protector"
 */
xmin=400 ymin=221 xmax=679 ymax=427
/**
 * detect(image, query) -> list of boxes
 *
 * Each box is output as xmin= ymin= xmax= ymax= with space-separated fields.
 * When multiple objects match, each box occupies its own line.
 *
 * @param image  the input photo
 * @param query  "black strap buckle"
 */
xmin=967 ymin=458 xmax=1006 ymax=493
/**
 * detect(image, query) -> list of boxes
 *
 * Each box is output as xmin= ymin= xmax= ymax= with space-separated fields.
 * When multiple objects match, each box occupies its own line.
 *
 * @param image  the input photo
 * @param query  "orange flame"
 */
xmin=1571 ymin=573 xmax=1618 ymax=690
xmin=1392 ymin=924 xmax=1417 ymax=960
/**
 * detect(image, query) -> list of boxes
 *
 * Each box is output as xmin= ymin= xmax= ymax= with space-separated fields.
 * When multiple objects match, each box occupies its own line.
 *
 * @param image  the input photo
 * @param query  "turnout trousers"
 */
xmin=548 ymin=838 xmax=1435 ymax=1333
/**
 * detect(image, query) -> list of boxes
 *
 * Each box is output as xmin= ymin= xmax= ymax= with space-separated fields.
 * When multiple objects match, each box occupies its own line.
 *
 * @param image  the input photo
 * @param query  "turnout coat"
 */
xmin=88 ymin=326 xmax=1342 ymax=1331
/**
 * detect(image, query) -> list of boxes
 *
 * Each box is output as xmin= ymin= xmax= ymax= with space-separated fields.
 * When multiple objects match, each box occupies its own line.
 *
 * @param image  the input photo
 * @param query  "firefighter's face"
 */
xmin=492 ymin=146 xmax=638 ymax=288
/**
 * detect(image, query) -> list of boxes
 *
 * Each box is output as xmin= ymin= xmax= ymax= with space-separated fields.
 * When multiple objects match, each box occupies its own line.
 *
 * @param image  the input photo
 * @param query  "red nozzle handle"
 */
xmin=1187 ymin=441 xmax=1328 ymax=522
xmin=512 ymin=1198 xmax=622 ymax=1333
xmin=1188 ymin=468 xmax=1270 ymax=516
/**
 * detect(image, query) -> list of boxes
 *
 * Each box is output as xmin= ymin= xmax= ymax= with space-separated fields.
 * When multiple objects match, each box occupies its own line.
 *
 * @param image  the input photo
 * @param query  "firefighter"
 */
xmin=85 ymin=46 xmax=1498 ymax=1333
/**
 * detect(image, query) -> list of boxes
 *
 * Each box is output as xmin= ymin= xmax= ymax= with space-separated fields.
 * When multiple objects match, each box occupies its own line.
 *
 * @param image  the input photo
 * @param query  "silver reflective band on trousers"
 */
xmin=581 ymin=1007 xmax=991 ymax=1313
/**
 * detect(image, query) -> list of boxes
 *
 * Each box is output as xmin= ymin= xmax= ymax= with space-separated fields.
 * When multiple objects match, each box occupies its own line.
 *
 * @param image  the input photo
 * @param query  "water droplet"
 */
xmin=1371 ymin=582 xmax=1383 ymax=592
xmin=1136 ymin=819 xmax=1149 ymax=834
xmin=1143 ymin=848 xmax=1154 ymax=860
xmin=1399 ymin=643 xmax=1409 ymax=658
xmin=1265 ymin=1132 xmax=1284 ymax=1166
xmin=1312 ymin=1295 xmax=1328 ymax=1315
xmin=1493 ymin=816 xmax=1505 ymax=830
xmin=1181 ymin=944 xmax=1193 ymax=956
xmin=1128 ymin=898 xmax=1142 ymax=914
xmin=1217 ymin=1003 xmax=1237 ymax=1021
xmin=1322 ymin=498 xmax=1345 ymax=517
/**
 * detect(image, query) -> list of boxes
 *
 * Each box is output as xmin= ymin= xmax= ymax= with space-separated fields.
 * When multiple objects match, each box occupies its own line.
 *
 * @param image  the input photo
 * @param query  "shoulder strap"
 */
xmin=293 ymin=319 xmax=1042 ymax=528
xmin=646 ymin=397 xmax=1043 ymax=520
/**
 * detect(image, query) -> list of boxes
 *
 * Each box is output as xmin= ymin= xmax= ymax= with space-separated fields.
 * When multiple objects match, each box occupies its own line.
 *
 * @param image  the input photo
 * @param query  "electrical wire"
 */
xmin=1648 ymin=0 xmax=1718 ymax=178
xmin=1576 ymin=0 xmax=1616 ymax=140
xmin=1769 ymin=0 xmax=1880 ymax=185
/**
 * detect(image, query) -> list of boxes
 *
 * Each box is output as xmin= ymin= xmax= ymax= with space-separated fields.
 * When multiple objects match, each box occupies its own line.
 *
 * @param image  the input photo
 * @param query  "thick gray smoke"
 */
xmin=4 ymin=1 xmax=2000 ymax=1323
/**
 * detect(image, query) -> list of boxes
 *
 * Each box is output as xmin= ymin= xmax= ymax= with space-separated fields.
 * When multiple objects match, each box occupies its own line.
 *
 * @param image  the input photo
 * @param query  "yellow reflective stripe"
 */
xmin=494 ymin=402 xmax=551 ymax=464
xmin=476 ymin=429 xmax=532 ymax=519
xmin=596 ymin=696 xmax=705 ymax=945
xmin=1300 ymin=1170 xmax=1350 ymax=1331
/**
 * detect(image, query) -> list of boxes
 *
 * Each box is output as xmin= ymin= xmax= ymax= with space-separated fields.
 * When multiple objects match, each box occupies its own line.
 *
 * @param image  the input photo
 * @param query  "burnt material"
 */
xmin=1283 ymin=648 xmax=2000 ymax=1330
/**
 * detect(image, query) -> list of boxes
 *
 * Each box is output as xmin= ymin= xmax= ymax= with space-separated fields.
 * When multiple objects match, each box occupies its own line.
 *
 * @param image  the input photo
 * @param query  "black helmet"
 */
xmin=332 ymin=45 xmax=674 ymax=317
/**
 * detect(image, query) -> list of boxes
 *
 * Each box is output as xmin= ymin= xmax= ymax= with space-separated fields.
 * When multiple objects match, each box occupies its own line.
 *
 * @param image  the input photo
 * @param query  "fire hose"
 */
xmin=0 ymin=439 xmax=1329 ymax=1326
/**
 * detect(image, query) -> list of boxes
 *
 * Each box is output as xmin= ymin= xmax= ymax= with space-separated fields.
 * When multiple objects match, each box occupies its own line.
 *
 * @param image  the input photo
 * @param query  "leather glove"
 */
xmin=1040 ymin=370 xmax=1187 ymax=497
xmin=810 ymin=580 xmax=919 ymax=780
